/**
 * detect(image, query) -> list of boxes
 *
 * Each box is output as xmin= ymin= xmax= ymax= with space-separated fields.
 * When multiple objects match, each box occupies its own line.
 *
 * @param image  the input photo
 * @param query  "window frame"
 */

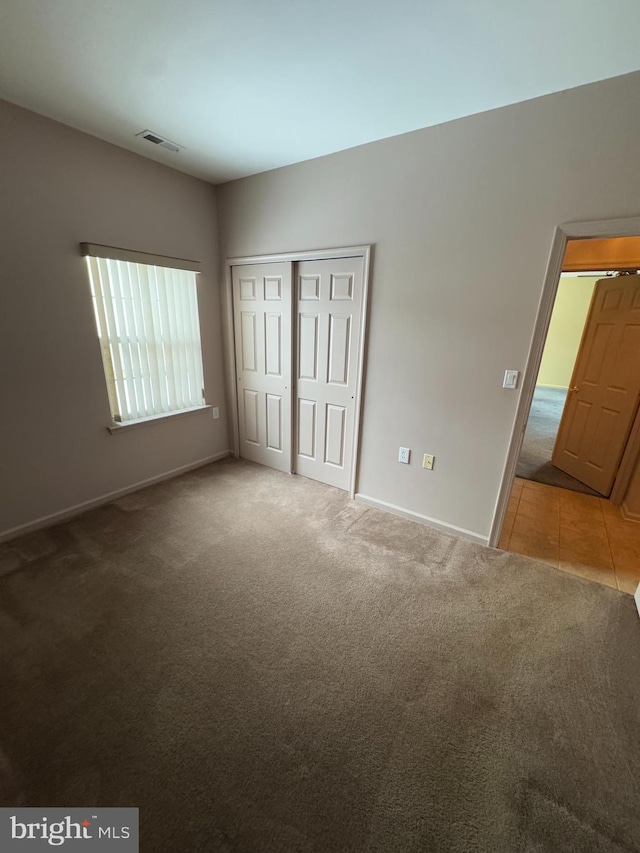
xmin=81 ymin=243 xmax=209 ymax=431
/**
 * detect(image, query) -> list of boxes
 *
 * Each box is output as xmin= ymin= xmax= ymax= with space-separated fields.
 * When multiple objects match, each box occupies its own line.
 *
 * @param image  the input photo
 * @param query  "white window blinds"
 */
xmin=86 ymin=256 xmax=205 ymax=423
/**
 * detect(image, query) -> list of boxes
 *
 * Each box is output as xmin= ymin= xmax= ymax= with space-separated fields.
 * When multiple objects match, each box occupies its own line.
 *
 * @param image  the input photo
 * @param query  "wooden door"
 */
xmin=232 ymin=262 xmax=292 ymax=473
xmin=295 ymin=257 xmax=364 ymax=490
xmin=552 ymin=275 xmax=640 ymax=496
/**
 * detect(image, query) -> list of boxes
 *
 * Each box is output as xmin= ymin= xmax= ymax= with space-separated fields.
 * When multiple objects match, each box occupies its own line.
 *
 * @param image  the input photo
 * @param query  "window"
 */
xmin=83 ymin=245 xmax=205 ymax=424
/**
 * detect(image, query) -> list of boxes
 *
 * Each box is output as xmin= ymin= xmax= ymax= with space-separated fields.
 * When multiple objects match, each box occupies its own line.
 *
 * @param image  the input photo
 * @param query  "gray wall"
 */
xmin=217 ymin=72 xmax=640 ymax=539
xmin=4 ymin=71 xmax=640 ymax=543
xmin=0 ymin=100 xmax=228 ymax=537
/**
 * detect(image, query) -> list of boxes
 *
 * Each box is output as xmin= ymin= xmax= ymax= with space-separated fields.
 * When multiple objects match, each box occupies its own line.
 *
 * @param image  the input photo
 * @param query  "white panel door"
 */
xmin=232 ymin=262 xmax=292 ymax=473
xmin=295 ymin=257 xmax=364 ymax=490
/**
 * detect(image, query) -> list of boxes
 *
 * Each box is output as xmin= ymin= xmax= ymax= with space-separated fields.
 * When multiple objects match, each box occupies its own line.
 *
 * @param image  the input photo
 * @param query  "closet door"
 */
xmin=232 ymin=263 xmax=292 ymax=473
xmin=295 ymin=257 xmax=364 ymax=490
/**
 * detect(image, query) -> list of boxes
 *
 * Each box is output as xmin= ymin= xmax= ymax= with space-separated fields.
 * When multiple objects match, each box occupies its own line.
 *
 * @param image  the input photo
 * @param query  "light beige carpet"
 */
xmin=0 ymin=458 xmax=639 ymax=852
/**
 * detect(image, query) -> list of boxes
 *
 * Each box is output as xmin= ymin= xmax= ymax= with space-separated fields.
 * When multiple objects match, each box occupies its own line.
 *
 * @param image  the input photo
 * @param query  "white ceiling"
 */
xmin=1 ymin=0 xmax=639 ymax=184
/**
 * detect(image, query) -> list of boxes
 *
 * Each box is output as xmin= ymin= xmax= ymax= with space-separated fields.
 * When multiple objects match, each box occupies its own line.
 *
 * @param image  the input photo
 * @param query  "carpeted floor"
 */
xmin=0 ymin=459 xmax=639 ymax=852
xmin=516 ymin=386 xmax=600 ymax=497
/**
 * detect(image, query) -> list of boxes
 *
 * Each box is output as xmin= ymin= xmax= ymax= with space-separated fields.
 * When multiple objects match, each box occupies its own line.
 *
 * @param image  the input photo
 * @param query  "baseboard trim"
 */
xmin=0 ymin=450 xmax=232 ymax=544
xmin=635 ymin=584 xmax=640 ymax=618
xmin=621 ymin=501 xmax=640 ymax=524
xmin=354 ymin=493 xmax=489 ymax=545
xmin=536 ymin=383 xmax=569 ymax=390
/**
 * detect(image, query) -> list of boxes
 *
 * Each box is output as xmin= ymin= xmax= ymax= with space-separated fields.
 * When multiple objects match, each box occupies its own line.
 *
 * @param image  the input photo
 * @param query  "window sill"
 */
xmin=107 ymin=405 xmax=212 ymax=434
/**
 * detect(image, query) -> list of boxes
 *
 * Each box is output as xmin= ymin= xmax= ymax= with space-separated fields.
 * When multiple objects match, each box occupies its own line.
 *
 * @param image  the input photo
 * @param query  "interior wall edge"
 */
xmin=355 ymin=493 xmax=489 ymax=545
xmin=0 ymin=451 xmax=232 ymax=545
xmin=1 ymin=97 xmax=229 ymax=534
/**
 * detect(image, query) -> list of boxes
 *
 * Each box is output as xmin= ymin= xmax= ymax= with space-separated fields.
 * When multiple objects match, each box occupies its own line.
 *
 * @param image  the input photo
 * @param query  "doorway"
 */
xmin=492 ymin=223 xmax=640 ymax=595
xmin=225 ymin=246 xmax=371 ymax=497
xmin=516 ymin=272 xmax=606 ymax=497
xmin=516 ymin=270 xmax=640 ymax=499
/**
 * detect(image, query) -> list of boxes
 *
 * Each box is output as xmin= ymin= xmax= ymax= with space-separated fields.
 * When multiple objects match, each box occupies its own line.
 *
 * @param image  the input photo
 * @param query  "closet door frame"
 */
xmin=223 ymin=245 xmax=372 ymax=499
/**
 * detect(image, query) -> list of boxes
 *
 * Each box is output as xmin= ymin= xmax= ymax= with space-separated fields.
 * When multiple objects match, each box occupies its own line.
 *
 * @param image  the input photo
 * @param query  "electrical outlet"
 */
xmin=398 ymin=447 xmax=411 ymax=464
xmin=423 ymin=454 xmax=435 ymax=470
xmin=212 ymin=407 xmax=220 ymax=419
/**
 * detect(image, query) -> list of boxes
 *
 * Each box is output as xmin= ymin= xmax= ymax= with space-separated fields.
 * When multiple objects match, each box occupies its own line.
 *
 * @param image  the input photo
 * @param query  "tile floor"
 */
xmin=499 ymin=477 xmax=640 ymax=594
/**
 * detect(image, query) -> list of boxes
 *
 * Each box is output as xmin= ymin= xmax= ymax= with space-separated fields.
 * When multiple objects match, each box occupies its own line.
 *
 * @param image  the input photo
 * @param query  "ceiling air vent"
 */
xmin=136 ymin=129 xmax=183 ymax=154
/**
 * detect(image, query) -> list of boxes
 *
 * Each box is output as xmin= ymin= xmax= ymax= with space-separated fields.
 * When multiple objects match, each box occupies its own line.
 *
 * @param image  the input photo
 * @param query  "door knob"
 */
xmin=570 ymin=386 xmax=579 ymax=392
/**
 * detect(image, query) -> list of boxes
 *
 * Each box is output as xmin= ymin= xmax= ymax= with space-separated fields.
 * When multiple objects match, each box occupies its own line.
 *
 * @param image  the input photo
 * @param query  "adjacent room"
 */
xmin=503 ymin=237 xmax=640 ymax=592
xmin=517 ymin=271 xmax=605 ymax=496
xmin=1 ymin=2 xmax=640 ymax=851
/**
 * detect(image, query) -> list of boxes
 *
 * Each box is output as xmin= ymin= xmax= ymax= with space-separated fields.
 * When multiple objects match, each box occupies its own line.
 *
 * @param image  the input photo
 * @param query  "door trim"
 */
xmin=223 ymin=245 xmax=372 ymax=500
xmin=489 ymin=216 xmax=640 ymax=548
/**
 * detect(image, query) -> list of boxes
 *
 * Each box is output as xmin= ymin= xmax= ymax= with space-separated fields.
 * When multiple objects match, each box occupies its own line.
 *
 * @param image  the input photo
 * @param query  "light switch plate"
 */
xmin=503 ymin=369 xmax=519 ymax=389
xmin=212 ymin=407 xmax=220 ymax=419
xmin=423 ymin=454 xmax=435 ymax=470
xmin=398 ymin=447 xmax=410 ymax=464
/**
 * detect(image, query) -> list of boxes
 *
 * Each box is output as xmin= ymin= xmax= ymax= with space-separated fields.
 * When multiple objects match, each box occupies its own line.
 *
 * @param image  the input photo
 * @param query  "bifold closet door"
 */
xmin=295 ymin=257 xmax=364 ymax=490
xmin=232 ymin=263 xmax=292 ymax=473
